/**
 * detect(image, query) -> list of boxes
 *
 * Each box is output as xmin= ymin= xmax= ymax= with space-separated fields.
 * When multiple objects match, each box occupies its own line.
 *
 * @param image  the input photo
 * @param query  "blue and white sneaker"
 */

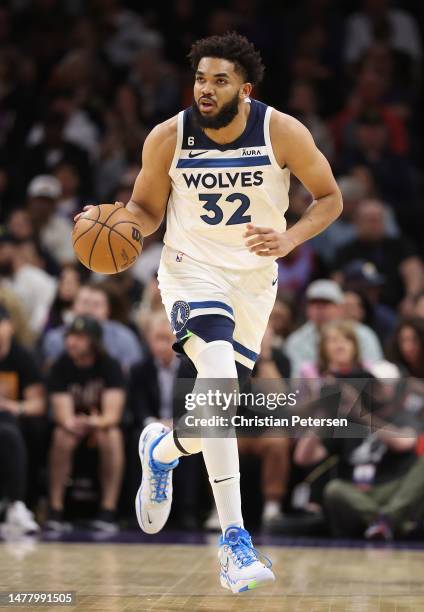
xmin=218 ymin=525 xmax=275 ymax=593
xmin=135 ymin=422 xmax=178 ymax=534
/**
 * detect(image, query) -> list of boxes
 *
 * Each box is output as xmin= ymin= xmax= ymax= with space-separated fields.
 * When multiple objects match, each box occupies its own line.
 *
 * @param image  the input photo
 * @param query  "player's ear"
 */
xmin=240 ymin=82 xmax=252 ymax=99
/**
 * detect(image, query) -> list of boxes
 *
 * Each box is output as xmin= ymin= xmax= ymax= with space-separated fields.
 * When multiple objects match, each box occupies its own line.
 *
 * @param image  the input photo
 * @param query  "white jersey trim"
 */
xmin=264 ymin=106 xmax=282 ymax=172
xmin=169 ymin=111 xmax=184 ymax=175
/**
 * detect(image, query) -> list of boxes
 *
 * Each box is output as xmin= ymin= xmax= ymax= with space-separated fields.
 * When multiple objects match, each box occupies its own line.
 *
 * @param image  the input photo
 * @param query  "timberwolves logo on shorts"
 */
xmin=171 ymin=301 xmax=190 ymax=333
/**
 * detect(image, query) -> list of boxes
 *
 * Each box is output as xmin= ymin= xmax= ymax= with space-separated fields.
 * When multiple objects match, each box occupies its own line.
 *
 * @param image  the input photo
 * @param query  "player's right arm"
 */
xmin=125 ymin=118 xmax=177 ymax=236
xmin=75 ymin=117 xmax=177 ymax=236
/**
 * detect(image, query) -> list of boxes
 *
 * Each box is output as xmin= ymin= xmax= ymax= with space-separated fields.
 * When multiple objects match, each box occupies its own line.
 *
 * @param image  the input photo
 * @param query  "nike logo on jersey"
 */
xmin=272 ymin=277 xmax=278 ymax=286
xmin=188 ymin=150 xmax=208 ymax=158
xmin=214 ymin=476 xmax=234 ymax=484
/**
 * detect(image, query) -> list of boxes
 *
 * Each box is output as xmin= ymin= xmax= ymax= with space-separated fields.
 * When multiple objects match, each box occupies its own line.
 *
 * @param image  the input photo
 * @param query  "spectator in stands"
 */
xmin=47 ymin=92 xmax=100 ymax=161
xmin=5 ymin=209 xmax=60 ymax=276
xmin=311 ymin=176 xmax=366 ymax=266
xmin=331 ymin=65 xmax=408 ymax=156
xmin=128 ymin=312 xmax=179 ymax=430
xmin=344 ymin=0 xmax=422 ymax=67
xmin=360 ymin=43 xmax=418 ymax=121
xmin=22 ymin=108 xmax=93 ymax=198
xmin=45 ymin=264 xmax=82 ymax=331
xmin=268 ymin=296 xmax=296 ymax=343
xmin=25 ymin=175 xmax=75 ymax=266
xmin=342 ymin=260 xmax=397 ymax=343
xmin=5 ymin=209 xmax=32 ymax=242
xmin=97 ymin=0 xmax=163 ymax=69
xmin=286 ymin=80 xmax=334 ymax=160
xmin=295 ymin=374 xmax=424 ymax=540
xmin=0 ymin=305 xmax=45 ymax=534
xmin=414 ymin=292 xmax=424 ymax=319
xmin=46 ymin=315 xmax=125 ymax=533
xmin=285 ymin=279 xmax=383 ymax=378
xmin=128 ymin=47 xmax=180 ymax=126
xmin=300 ymin=320 xmax=367 ymax=379
xmin=42 ymin=283 xmax=143 ymax=371
xmin=54 ymin=162 xmax=84 ymax=221
xmin=0 ymin=233 xmax=56 ymax=336
xmin=0 ymin=286 xmax=34 ymax=348
xmin=240 ymin=324 xmax=291 ymax=528
xmin=333 ymin=200 xmax=424 ymax=308
xmin=336 ymin=110 xmax=416 ymax=210
xmin=252 ymin=324 xmax=291 ymax=381
xmin=390 ymin=317 xmax=424 ymax=378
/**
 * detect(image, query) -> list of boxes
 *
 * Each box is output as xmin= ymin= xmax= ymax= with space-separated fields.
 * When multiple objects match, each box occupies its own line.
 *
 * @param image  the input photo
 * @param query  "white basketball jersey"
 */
xmin=164 ymin=99 xmax=290 ymax=270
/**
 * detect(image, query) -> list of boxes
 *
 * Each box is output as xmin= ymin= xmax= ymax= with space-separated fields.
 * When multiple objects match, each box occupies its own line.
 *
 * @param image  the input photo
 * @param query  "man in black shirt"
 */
xmin=0 ymin=304 xmax=45 ymax=533
xmin=333 ymin=199 xmax=424 ymax=308
xmin=47 ymin=315 xmax=125 ymax=533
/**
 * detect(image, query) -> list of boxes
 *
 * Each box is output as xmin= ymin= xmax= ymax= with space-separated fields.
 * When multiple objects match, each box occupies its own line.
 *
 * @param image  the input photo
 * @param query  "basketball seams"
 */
xmin=108 ymin=220 xmax=143 ymax=232
xmin=107 ymin=230 xmax=119 ymax=274
xmin=87 ymin=206 xmax=127 ymax=269
xmin=109 ymin=226 xmax=141 ymax=257
xmin=72 ymin=205 xmax=101 ymax=247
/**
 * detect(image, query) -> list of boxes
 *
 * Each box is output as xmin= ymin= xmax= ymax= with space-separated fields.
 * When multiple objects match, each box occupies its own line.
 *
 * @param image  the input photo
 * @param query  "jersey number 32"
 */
xmin=199 ymin=193 xmax=251 ymax=225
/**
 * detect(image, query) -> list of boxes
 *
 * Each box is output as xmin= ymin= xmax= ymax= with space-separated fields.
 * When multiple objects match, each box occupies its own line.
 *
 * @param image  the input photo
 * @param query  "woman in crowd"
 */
xmin=390 ymin=317 xmax=424 ymax=378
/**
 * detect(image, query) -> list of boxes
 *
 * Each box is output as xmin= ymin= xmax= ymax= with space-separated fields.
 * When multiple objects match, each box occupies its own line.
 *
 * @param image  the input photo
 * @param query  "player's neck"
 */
xmin=203 ymin=102 xmax=250 ymax=145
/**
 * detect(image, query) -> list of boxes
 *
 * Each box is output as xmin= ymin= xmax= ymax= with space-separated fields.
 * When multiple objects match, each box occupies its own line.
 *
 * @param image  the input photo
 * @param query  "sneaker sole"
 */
xmin=135 ymin=423 xmax=168 ymax=534
xmin=220 ymin=572 xmax=275 ymax=594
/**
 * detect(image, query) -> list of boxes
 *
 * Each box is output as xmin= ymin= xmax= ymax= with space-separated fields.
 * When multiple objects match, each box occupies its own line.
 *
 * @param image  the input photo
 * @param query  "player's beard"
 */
xmin=192 ymin=93 xmax=240 ymax=130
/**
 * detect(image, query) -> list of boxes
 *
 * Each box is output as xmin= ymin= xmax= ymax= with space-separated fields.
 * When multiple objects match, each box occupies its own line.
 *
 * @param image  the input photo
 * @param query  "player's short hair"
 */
xmin=188 ymin=32 xmax=265 ymax=86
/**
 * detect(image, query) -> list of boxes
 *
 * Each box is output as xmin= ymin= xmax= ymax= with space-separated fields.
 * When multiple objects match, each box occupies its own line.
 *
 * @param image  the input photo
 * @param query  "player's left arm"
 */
xmin=245 ymin=112 xmax=342 ymax=257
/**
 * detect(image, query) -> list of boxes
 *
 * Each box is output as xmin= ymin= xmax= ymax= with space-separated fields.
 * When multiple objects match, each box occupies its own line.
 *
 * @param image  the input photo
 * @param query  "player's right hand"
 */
xmin=73 ymin=201 xmax=125 ymax=223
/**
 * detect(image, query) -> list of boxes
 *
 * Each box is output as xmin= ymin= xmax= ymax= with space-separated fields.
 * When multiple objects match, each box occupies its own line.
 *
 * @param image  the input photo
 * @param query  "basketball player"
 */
xmin=76 ymin=33 xmax=342 ymax=593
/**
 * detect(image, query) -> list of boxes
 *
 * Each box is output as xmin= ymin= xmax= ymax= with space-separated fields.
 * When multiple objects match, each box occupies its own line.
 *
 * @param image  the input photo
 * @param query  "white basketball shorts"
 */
xmin=157 ymin=245 xmax=278 ymax=370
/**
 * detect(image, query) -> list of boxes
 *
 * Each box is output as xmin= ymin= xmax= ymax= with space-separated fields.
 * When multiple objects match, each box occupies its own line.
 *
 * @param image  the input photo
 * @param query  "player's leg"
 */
xmin=135 ymin=312 xmax=237 ymax=534
xmin=183 ymin=334 xmax=243 ymax=532
xmin=216 ymin=264 xmax=278 ymax=592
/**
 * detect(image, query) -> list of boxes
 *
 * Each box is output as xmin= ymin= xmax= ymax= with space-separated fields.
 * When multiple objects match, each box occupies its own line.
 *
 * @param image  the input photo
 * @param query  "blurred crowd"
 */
xmin=1 ymin=0 xmax=424 ymax=540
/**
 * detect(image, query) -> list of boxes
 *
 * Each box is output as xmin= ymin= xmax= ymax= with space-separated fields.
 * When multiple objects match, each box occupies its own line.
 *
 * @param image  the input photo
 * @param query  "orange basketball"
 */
xmin=72 ymin=204 xmax=143 ymax=274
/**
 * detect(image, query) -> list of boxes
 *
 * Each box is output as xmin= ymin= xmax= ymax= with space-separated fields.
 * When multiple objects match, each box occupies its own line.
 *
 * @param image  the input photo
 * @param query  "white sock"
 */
xmin=152 ymin=431 xmax=201 ymax=463
xmin=185 ymin=337 xmax=244 ymax=534
xmin=209 ymin=470 xmax=243 ymax=532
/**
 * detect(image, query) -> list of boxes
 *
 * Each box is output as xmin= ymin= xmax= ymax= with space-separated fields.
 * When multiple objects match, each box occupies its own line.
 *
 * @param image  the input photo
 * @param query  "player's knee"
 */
xmin=185 ymin=335 xmax=237 ymax=379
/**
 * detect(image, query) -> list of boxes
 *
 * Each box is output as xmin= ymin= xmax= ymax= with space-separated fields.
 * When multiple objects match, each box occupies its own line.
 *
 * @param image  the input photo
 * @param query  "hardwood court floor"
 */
xmin=1 ymin=539 xmax=424 ymax=612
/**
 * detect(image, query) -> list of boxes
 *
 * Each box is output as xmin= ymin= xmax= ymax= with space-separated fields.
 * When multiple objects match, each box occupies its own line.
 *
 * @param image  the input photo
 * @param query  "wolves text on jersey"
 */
xmin=182 ymin=170 xmax=263 ymax=190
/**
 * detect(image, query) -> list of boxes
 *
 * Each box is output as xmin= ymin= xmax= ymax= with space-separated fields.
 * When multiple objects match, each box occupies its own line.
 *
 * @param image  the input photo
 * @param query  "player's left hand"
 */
xmin=244 ymin=224 xmax=297 ymax=257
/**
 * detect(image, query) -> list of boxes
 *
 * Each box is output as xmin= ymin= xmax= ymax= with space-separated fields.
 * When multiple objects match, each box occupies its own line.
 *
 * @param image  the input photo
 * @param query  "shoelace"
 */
xmin=149 ymin=460 xmax=173 ymax=502
xmin=225 ymin=531 xmax=272 ymax=569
